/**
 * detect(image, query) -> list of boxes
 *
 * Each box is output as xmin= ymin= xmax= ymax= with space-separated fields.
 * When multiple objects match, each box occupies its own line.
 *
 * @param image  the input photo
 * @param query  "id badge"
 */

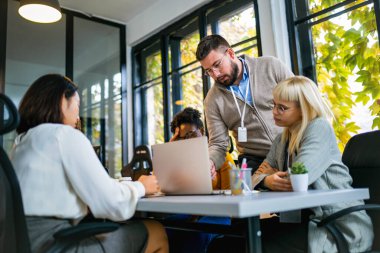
xmin=238 ymin=127 xmax=247 ymax=142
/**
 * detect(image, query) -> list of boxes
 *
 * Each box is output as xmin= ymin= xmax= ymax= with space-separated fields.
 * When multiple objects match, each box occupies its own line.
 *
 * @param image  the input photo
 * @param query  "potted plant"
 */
xmin=289 ymin=162 xmax=309 ymax=192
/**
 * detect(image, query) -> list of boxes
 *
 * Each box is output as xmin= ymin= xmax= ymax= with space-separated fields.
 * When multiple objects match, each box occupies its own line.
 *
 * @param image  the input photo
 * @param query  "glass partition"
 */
xmin=4 ymin=0 xmax=65 ymax=154
xmin=3 ymin=0 xmax=125 ymax=177
xmin=74 ymin=17 xmax=122 ymax=176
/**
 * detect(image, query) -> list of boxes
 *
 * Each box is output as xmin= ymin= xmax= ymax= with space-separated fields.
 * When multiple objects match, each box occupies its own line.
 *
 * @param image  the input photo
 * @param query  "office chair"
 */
xmin=0 ymin=93 xmax=119 ymax=253
xmin=315 ymin=130 xmax=380 ymax=253
xmin=121 ymin=145 xmax=152 ymax=180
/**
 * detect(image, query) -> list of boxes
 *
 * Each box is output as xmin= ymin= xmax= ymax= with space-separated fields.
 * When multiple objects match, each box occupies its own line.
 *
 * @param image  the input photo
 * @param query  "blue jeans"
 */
xmin=166 ymin=214 xmax=231 ymax=253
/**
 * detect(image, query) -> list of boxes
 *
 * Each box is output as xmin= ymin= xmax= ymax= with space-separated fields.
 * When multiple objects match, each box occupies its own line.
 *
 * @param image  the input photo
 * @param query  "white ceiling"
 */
xmin=59 ymin=0 xmax=160 ymax=24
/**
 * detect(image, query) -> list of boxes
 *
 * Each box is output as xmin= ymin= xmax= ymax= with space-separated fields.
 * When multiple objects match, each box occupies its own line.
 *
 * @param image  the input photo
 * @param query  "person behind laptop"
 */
xmin=252 ymin=76 xmax=373 ymax=252
xmin=166 ymin=107 xmax=231 ymax=253
xmin=196 ymin=35 xmax=294 ymax=175
xmin=169 ymin=107 xmax=234 ymax=189
xmin=11 ymin=74 xmax=168 ymax=253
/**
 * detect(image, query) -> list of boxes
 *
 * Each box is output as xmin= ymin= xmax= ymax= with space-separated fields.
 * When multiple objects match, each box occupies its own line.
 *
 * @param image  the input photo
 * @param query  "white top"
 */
xmin=11 ymin=123 xmax=145 ymax=221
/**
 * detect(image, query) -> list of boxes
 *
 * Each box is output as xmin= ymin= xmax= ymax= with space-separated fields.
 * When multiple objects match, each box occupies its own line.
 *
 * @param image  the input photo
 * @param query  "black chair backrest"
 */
xmin=342 ymin=130 xmax=380 ymax=250
xmin=0 ymin=94 xmax=31 ymax=253
xmin=121 ymin=145 xmax=152 ymax=180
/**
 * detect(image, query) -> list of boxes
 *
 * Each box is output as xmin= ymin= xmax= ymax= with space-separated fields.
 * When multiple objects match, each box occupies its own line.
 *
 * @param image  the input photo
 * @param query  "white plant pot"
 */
xmin=290 ymin=174 xmax=308 ymax=192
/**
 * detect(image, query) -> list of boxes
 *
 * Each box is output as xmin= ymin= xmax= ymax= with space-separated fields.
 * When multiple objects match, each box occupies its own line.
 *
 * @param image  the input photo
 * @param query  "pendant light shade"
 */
xmin=18 ymin=0 xmax=62 ymax=23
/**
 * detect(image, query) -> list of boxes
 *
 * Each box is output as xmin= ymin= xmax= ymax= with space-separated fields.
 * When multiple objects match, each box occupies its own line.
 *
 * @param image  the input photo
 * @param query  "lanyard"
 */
xmin=230 ymin=76 xmax=250 ymax=128
xmin=229 ymin=59 xmax=250 ymax=127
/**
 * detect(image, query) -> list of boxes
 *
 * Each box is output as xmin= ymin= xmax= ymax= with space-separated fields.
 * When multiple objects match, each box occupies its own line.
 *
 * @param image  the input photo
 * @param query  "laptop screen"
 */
xmin=151 ymin=136 xmax=213 ymax=195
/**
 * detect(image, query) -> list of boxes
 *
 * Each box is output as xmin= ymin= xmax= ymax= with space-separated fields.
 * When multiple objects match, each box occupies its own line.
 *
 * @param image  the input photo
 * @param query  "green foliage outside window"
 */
xmin=146 ymin=51 xmax=162 ymax=80
xmin=310 ymin=1 xmax=380 ymax=150
xmin=150 ymin=83 xmax=164 ymax=144
xmin=180 ymin=31 xmax=200 ymax=66
xmin=219 ymin=6 xmax=256 ymax=47
xmin=145 ymin=52 xmax=164 ymax=144
xmin=179 ymin=31 xmax=204 ymax=111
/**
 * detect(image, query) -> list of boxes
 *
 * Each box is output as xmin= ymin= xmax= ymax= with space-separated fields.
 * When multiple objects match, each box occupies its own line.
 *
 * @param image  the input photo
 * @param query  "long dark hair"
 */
xmin=17 ymin=74 xmax=78 ymax=134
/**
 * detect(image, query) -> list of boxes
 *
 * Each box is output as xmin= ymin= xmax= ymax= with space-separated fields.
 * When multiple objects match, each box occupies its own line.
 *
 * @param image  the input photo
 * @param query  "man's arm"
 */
xmin=204 ymin=102 xmax=230 ymax=170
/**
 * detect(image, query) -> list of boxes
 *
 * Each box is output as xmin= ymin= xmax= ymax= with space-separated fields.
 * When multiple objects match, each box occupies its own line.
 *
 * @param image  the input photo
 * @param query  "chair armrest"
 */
xmin=46 ymin=222 xmax=120 ymax=253
xmin=312 ymin=204 xmax=380 ymax=253
xmin=53 ymin=221 xmax=120 ymax=239
xmin=316 ymin=204 xmax=380 ymax=227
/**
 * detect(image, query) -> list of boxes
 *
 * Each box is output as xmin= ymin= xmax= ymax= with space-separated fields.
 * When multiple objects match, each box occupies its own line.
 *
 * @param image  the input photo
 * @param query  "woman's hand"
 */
xmin=75 ymin=117 xmax=82 ymax=131
xmin=138 ymin=175 xmax=160 ymax=195
xmin=257 ymin=161 xmax=278 ymax=174
xmin=263 ymin=171 xmax=292 ymax=191
xmin=169 ymin=127 xmax=180 ymax=142
xmin=185 ymin=129 xmax=203 ymax=139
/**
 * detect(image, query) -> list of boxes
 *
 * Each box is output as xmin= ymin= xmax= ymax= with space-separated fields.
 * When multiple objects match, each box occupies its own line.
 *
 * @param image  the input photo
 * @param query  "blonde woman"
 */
xmin=252 ymin=76 xmax=373 ymax=253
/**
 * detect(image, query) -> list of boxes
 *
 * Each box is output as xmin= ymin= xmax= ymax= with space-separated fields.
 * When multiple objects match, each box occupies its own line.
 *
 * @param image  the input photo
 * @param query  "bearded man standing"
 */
xmin=196 ymin=35 xmax=293 ymax=176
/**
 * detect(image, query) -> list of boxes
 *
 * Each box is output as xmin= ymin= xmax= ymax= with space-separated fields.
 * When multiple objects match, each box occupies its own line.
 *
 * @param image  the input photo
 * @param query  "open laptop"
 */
xmin=151 ymin=136 xmax=213 ymax=195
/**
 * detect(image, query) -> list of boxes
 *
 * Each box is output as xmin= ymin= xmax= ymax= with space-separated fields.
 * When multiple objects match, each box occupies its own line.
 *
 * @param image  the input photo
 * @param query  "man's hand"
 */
xmin=263 ymin=171 xmax=292 ymax=191
xmin=138 ymin=175 xmax=160 ymax=195
xmin=210 ymin=159 xmax=217 ymax=180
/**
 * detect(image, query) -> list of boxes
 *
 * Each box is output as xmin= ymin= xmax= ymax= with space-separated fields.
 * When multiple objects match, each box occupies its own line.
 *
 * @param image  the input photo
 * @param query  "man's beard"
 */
xmin=216 ymin=61 xmax=239 ymax=86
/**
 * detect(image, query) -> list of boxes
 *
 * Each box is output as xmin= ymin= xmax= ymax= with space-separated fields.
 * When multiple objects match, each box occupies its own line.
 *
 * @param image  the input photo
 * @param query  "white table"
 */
xmin=136 ymin=189 xmax=369 ymax=253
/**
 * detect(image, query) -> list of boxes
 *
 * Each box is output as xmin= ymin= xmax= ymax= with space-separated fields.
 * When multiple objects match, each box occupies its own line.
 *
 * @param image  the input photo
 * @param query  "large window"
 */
xmin=287 ymin=0 xmax=380 ymax=150
xmin=169 ymin=18 xmax=202 ymax=117
xmin=133 ymin=41 xmax=164 ymax=145
xmin=132 ymin=0 xmax=260 ymax=147
xmin=1 ymin=0 xmax=126 ymax=177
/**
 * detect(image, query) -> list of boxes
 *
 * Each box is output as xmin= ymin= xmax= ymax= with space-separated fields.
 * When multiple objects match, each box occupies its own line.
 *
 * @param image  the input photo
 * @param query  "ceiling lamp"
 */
xmin=18 ymin=0 xmax=62 ymax=23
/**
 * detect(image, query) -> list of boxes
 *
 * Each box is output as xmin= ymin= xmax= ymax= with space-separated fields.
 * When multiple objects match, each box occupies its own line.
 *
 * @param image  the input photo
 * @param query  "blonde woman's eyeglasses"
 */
xmin=273 ymin=104 xmax=292 ymax=114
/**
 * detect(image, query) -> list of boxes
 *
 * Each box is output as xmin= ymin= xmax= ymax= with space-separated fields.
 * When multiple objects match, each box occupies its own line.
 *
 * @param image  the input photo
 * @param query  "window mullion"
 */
xmin=253 ymin=0 xmax=262 ymax=56
xmin=170 ymin=38 xmax=183 ymax=116
xmin=374 ymin=0 xmax=380 ymax=47
xmin=293 ymin=0 xmax=316 ymax=81
xmin=161 ymin=35 xmax=171 ymax=142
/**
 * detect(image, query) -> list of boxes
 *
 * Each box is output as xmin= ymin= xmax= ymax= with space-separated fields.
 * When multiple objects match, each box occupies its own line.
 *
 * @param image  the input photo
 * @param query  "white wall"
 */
xmin=257 ymin=0 xmax=276 ymax=56
xmin=125 ymin=0 xmax=291 ymax=159
xmin=268 ymin=0 xmax=292 ymax=67
xmin=257 ymin=0 xmax=291 ymax=65
xmin=127 ymin=0 xmax=211 ymax=46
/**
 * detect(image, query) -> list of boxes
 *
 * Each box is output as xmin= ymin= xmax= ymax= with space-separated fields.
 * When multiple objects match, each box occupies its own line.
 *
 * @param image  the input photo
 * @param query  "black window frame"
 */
xmin=286 ymin=0 xmax=380 ymax=80
xmin=132 ymin=0 xmax=261 ymax=147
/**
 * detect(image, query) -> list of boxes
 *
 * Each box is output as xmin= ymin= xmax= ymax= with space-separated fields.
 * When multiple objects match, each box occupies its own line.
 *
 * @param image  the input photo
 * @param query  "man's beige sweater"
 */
xmin=204 ymin=55 xmax=294 ymax=169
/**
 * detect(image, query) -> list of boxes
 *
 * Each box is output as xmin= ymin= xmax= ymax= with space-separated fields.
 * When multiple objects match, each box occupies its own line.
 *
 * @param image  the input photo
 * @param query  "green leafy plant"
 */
xmin=290 ymin=162 xmax=308 ymax=174
xmin=310 ymin=2 xmax=380 ymax=151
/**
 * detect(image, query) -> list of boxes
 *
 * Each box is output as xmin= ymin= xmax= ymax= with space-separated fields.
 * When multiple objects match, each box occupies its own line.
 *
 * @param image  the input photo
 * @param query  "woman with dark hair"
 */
xmin=169 ymin=107 xmax=204 ymax=141
xmin=17 ymin=74 xmax=80 ymax=133
xmin=167 ymin=107 xmax=232 ymax=253
xmin=11 ymin=74 xmax=168 ymax=253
